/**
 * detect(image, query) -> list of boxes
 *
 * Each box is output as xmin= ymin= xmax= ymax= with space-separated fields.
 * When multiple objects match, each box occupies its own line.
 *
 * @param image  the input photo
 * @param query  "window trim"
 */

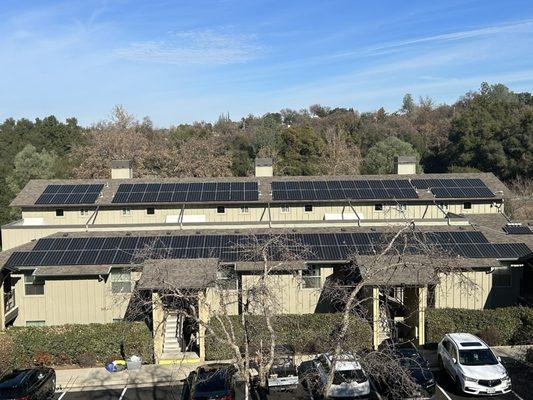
xmin=217 ymin=206 xmax=226 ymax=214
xmin=301 ymin=265 xmax=321 ymax=289
xmin=110 ymin=269 xmax=132 ymax=294
xmin=304 ymin=204 xmax=313 ymax=213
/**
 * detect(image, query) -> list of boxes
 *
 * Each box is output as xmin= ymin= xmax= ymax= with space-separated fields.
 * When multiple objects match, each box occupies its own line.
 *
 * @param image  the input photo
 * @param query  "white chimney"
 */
xmin=111 ymin=160 xmax=133 ymax=179
xmin=254 ymin=158 xmax=273 ymax=177
xmin=393 ymin=155 xmax=417 ymax=175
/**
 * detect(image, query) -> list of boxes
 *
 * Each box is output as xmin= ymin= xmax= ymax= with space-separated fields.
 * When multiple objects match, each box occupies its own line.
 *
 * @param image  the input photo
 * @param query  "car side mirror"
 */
xmin=452 ymin=357 xmax=457 ymax=364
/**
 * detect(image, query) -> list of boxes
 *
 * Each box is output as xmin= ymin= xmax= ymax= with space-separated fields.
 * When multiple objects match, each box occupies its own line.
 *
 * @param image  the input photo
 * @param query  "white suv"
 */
xmin=437 ymin=333 xmax=511 ymax=396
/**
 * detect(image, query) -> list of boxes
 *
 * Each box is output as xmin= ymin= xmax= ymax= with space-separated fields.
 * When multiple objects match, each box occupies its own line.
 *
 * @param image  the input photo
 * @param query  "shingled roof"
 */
xmin=10 ymin=172 xmax=510 ymax=208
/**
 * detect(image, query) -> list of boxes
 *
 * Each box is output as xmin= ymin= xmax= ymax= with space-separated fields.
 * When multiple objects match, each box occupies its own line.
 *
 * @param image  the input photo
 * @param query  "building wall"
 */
xmin=433 ymin=267 xmax=522 ymax=310
xmin=10 ymin=270 xmax=136 ymax=327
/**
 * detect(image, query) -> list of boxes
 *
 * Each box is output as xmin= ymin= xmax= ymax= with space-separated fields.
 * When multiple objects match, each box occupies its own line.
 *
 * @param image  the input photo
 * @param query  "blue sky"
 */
xmin=0 ymin=0 xmax=532 ymax=126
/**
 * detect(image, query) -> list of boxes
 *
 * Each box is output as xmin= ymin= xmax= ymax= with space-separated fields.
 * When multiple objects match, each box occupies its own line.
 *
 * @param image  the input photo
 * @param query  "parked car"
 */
xmin=267 ymin=345 xmax=298 ymax=392
xmin=437 ymin=333 xmax=512 ymax=396
xmin=380 ymin=339 xmax=436 ymax=398
xmin=298 ymin=353 xmax=370 ymax=399
xmin=0 ymin=368 xmax=56 ymax=400
xmin=181 ymin=364 xmax=237 ymax=400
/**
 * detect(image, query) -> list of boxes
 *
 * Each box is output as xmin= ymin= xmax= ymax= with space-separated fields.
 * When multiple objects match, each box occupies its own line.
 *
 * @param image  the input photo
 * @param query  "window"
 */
xmin=110 ymin=270 xmax=131 ymax=293
xmin=438 ymin=203 xmax=449 ymax=210
xmin=398 ymin=203 xmax=407 ymax=211
xmin=26 ymin=320 xmax=45 ymax=327
xmin=113 ymin=318 xmax=123 ymax=323
xmin=217 ymin=206 xmax=226 ymax=214
xmin=80 ymin=209 xmax=89 ymax=216
xmin=240 ymin=206 xmax=249 ymax=214
xmin=463 ymin=202 xmax=472 ymax=210
xmin=302 ymin=265 xmax=321 ymax=288
xmin=374 ymin=204 xmax=383 ymax=211
xmin=147 ymin=207 xmax=155 ymax=215
xmin=281 ymin=205 xmax=290 ymax=213
xmin=55 ymin=209 xmax=64 ymax=217
xmin=304 ymin=205 xmax=313 ymax=213
xmin=24 ymin=275 xmax=44 ymax=296
xmin=216 ymin=265 xmax=237 ymax=289
xmin=122 ymin=208 xmax=131 ymax=216
xmin=493 ymin=268 xmax=512 ymax=288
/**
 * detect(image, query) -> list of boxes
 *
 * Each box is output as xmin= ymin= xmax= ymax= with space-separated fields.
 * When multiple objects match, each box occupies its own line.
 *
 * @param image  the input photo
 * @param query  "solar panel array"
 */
xmin=5 ymin=231 xmax=530 ymax=268
xmin=411 ymin=178 xmax=494 ymax=198
xmin=504 ymin=224 xmax=532 ymax=235
xmin=271 ymin=180 xmax=418 ymax=201
xmin=35 ymin=184 xmax=104 ymax=205
xmin=112 ymin=182 xmax=259 ymax=204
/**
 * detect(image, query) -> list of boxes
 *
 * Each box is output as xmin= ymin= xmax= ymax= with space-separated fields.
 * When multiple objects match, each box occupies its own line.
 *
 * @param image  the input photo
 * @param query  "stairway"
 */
xmin=377 ymin=304 xmax=392 ymax=346
xmin=159 ymin=312 xmax=200 ymax=364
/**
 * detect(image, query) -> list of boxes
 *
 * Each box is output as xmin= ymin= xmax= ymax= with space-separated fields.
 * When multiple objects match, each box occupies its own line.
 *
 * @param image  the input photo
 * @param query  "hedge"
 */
xmin=1 ymin=322 xmax=153 ymax=374
xmin=205 ymin=313 xmax=372 ymax=360
xmin=426 ymin=307 xmax=533 ymax=345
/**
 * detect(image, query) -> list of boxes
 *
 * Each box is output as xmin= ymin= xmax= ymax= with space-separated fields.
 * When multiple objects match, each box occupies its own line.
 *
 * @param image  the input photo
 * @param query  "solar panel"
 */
xmin=35 ymin=184 xmax=103 ymax=205
xmin=5 ymin=231 xmax=530 ymax=269
xmin=271 ymin=180 xmax=419 ymax=201
xmin=112 ymin=182 xmax=259 ymax=204
xmin=411 ymin=178 xmax=494 ymax=199
xmin=503 ymin=224 xmax=532 ymax=235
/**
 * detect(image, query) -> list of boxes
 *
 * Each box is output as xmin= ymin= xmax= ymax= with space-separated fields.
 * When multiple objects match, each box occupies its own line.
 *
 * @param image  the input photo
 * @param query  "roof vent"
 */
xmin=254 ymin=158 xmax=273 ymax=177
xmin=111 ymin=160 xmax=133 ymax=180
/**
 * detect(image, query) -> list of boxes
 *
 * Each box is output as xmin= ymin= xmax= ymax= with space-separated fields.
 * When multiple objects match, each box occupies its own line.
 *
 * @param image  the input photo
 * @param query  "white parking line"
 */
xmin=437 ymin=384 xmax=453 ymax=400
xmin=512 ymin=391 xmax=525 ymax=400
xmin=57 ymin=391 xmax=68 ymax=400
xmin=118 ymin=386 xmax=128 ymax=400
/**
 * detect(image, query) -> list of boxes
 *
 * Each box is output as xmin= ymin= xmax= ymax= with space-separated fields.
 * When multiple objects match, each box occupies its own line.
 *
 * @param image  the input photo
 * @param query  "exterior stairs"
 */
xmin=377 ymin=304 xmax=392 ymax=346
xmin=158 ymin=311 xmax=200 ymax=365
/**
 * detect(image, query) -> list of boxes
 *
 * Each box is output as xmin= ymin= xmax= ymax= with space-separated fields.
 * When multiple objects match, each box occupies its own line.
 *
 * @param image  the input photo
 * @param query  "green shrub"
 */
xmin=5 ymin=322 xmax=153 ymax=369
xmin=205 ymin=313 xmax=372 ymax=360
xmin=426 ymin=307 xmax=533 ymax=345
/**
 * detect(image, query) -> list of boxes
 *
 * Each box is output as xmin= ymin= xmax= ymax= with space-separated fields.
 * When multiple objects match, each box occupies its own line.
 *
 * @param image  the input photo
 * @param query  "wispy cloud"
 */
xmin=116 ymin=29 xmax=262 ymax=65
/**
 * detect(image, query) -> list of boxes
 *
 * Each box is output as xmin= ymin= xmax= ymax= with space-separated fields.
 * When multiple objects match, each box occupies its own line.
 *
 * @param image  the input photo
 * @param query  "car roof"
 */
xmin=0 ymin=370 xmax=35 ymax=389
xmin=323 ymin=354 xmax=362 ymax=370
xmin=446 ymin=333 xmax=487 ymax=350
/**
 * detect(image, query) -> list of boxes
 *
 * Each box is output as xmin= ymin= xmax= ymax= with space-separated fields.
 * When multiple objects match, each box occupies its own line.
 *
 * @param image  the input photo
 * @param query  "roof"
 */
xmin=111 ymin=160 xmax=132 ymax=169
xmin=137 ymin=258 xmax=219 ymax=290
xmin=31 ymin=265 xmax=111 ymax=277
xmin=10 ymin=172 xmax=511 ymax=208
xmin=394 ymin=155 xmax=416 ymax=164
xmin=447 ymin=333 xmax=486 ymax=349
xmin=255 ymin=158 xmax=273 ymax=167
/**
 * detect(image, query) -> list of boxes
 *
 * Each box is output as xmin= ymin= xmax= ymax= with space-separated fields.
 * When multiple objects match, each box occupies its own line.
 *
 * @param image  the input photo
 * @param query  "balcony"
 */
xmin=4 ymin=289 xmax=18 ymax=324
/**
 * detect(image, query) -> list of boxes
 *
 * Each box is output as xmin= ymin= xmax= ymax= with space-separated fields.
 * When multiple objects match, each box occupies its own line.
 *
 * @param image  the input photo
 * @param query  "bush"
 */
xmin=0 ymin=333 xmax=14 ymax=378
xmin=5 ymin=322 xmax=153 ymax=370
xmin=205 ymin=313 xmax=372 ymax=360
xmin=426 ymin=307 xmax=533 ymax=345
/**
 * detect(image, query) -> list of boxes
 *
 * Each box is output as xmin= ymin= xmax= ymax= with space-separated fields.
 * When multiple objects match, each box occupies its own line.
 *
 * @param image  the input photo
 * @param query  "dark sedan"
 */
xmin=0 ymin=368 xmax=56 ymax=400
xmin=181 ymin=364 xmax=237 ymax=400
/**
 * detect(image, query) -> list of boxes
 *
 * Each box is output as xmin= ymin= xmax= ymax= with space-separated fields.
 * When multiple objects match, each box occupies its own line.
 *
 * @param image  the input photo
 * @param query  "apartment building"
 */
xmin=0 ymin=157 xmax=531 ymax=362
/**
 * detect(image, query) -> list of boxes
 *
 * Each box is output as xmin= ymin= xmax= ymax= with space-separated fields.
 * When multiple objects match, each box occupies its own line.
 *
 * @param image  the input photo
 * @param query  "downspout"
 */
xmin=267 ymin=202 xmax=272 ymax=228
xmin=85 ymin=206 xmax=100 ymax=231
xmin=179 ymin=204 xmax=185 ymax=230
xmin=347 ymin=200 xmax=361 ymax=226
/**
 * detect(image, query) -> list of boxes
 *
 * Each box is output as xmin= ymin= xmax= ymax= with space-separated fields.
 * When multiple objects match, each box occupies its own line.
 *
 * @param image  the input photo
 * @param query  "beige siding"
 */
xmin=434 ymin=271 xmax=492 ymax=310
xmin=11 ymin=272 xmax=133 ymax=326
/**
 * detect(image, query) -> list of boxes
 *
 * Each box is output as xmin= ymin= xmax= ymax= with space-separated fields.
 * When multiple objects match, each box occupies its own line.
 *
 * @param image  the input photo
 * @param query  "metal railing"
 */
xmin=4 ymin=289 xmax=16 ymax=313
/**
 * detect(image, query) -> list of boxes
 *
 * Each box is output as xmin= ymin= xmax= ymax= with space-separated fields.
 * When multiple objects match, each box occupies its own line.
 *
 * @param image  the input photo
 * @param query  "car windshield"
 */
xmin=399 ymin=357 xmax=426 ymax=368
xmin=459 ymin=349 xmax=498 ymax=366
xmin=333 ymin=369 xmax=367 ymax=384
xmin=0 ymin=371 xmax=33 ymax=398
xmin=193 ymin=370 xmax=229 ymax=395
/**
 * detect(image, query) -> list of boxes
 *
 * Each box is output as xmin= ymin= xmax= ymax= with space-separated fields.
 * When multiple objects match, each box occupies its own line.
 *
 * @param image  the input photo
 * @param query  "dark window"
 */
xmin=464 ymin=202 xmax=472 ymax=209
xmin=304 ymin=205 xmax=313 ymax=212
xmin=217 ymin=206 xmax=225 ymax=214
xmin=24 ymin=275 xmax=44 ymax=296
xmin=55 ymin=209 xmax=64 ymax=217
xmin=374 ymin=204 xmax=383 ymax=211
xmin=147 ymin=207 xmax=155 ymax=215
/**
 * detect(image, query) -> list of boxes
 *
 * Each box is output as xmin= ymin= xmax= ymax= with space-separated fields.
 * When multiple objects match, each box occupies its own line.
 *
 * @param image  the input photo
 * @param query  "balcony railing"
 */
xmin=4 ymin=290 xmax=16 ymax=314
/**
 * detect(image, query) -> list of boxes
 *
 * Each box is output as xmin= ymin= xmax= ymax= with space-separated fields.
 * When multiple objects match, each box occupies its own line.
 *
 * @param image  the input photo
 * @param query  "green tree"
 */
xmin=277 ymin=126 xmax=326 ymax=175
xmin=401 ymin=93 xmax=415 ymax=114
xmin=6 ymin=144 xmax=58 ymax=194
xmin=362 ymin=137 xmax=420 ymax=174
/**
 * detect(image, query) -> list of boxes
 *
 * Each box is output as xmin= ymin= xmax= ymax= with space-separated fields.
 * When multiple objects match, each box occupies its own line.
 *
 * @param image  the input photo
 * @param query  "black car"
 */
xmin=181 ymin=364 xmax=237 ymax=400
xmin=0 ymin=368 xmax=56 ymax=400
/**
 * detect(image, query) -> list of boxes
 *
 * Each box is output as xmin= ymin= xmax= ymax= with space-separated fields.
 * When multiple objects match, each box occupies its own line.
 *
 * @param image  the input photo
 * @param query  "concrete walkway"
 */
xmin=56 ymin=363 xmax=200 ymax=392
